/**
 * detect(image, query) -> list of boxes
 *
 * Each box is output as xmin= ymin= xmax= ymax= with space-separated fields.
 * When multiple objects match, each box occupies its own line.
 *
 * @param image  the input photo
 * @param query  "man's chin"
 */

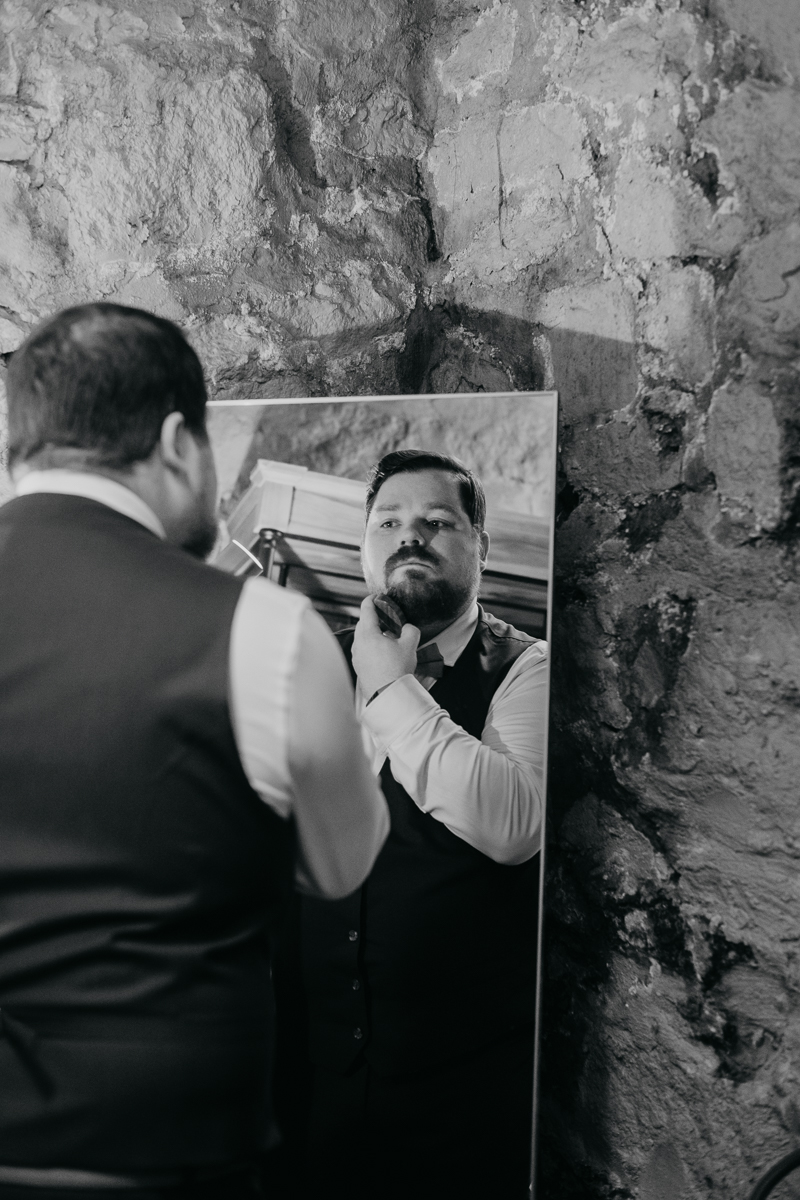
xmin=385 ymin=578 xmax=465 ymax=628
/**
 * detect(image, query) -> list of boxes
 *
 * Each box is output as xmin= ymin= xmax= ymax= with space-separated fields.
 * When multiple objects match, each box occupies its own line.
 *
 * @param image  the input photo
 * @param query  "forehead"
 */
xmin=370 ymin=468 xmax=468 ymax=516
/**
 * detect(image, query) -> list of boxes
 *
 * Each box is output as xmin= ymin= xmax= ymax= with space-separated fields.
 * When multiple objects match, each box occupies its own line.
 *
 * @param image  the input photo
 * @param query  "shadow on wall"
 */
xmin=396 ymin=301 xmax=549 ymax=395
xmin=221 ymin=300 xmax=639 ymax=508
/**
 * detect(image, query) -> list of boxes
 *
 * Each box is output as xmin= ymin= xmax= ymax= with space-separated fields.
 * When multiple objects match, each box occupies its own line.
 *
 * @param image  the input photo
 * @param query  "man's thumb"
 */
xmin=399 ymin=622 xmax=421 ymax=653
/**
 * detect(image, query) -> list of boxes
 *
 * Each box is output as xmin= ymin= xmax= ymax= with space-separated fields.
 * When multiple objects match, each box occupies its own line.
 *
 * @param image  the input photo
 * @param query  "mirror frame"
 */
xmin=207 ymin=390 xmax=558 ymax=1194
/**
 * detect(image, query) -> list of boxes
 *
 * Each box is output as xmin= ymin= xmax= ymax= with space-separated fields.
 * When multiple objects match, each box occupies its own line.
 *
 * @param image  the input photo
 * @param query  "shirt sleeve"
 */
xmin=229 ymin=577 xmax=389 ymax=898
xmin=360 ymin=641 xmax=548 ymax=865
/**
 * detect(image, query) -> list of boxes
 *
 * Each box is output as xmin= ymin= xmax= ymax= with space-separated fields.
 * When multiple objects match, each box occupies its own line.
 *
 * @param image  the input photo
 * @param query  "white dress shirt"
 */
xmin=356 ymin=600 xmax=548 ymax=866
xmin=14 ymin=471 xmax=389 ymax=900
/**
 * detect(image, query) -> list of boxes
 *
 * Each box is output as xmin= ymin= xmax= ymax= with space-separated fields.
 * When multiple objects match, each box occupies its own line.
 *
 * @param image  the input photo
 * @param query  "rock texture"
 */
xmin=2 ymin=1 xmax=800 ymax=1197
xmin=0 ymin=0 xmax=434 ymax=492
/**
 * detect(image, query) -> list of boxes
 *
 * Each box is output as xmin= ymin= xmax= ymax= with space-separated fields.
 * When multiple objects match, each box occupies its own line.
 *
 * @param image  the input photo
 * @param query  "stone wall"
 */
xmin=2 ymin=1 xmax=800 ymax=1196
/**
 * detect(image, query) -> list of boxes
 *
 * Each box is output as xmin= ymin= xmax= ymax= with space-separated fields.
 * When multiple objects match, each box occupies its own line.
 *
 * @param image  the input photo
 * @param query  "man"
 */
xmin=289 ymin=450 xmax=549 ymax=1200
xmin=0 ymin=303 xmax=388 ymax=1200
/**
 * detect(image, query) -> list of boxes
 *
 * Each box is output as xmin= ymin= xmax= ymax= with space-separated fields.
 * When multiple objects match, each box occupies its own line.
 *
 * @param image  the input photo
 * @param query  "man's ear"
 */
xmin=478 ymin=529 xmax=490 ymax=571
xmin=158 ymin=411 xmax=190 ymax=475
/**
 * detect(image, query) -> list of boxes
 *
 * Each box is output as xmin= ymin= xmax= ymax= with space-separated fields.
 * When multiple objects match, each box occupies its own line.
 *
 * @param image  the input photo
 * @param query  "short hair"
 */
xmin=365 ymin=449 xmax=486 ymax=531
xmin=6 ymin=302 xmax=208 ymax=470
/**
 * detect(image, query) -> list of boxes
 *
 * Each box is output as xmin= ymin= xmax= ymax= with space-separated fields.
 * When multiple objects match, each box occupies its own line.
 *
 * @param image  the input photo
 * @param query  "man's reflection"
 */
xmin=277 ymin=450 xmax=548 ymax=1200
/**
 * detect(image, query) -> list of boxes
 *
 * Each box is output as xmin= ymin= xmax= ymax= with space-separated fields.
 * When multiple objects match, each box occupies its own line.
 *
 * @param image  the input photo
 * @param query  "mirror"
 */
xmin=208 ymin=390 xmax=557 ymax=1197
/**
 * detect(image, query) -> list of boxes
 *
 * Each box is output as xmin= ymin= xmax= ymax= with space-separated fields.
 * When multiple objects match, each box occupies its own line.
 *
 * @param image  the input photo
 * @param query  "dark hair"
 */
xmin=365 ymin=449 xmax=486 ymax=531
xmin=6 ymin=302 xmax=208 ymax=470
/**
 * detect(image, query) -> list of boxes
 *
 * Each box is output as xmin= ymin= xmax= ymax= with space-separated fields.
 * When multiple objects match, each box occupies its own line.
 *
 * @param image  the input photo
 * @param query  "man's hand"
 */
xmin=352 ymin=595 xmax=421 ymax=699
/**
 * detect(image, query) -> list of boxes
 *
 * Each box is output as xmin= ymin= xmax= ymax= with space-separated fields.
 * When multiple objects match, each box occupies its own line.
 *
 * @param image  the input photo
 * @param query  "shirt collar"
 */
xmin=14 ymin=470 xmax=166 ymax=540
xmin=419 ymin=600 xmax=479 ymax=667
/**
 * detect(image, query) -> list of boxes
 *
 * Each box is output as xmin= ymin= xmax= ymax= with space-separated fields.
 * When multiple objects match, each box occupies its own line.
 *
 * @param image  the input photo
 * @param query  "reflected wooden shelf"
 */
xmin=214 ymin=460 xmax=549 ymax=636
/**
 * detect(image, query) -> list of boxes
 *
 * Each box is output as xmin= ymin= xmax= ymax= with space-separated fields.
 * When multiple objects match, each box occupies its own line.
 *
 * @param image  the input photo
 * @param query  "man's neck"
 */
xmin=417 ymin=617 xmax=455 ymax=643
xmin=417 ymin=598 xmax=477 ymax=644
xmin=14 ymin=454 xmax=141 ymax=496
xmin=13 ymin=456 xmax=176 ymax=544
xmin=12 ymin=468 xmax=168 ymax=541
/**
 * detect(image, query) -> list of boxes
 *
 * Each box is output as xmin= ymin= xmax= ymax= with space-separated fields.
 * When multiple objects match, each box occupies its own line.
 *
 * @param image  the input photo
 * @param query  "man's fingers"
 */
xmin=359 ymin=594 xmax=382 ymax=631
xmin=398 ymin=621 xmax=421 ymax=653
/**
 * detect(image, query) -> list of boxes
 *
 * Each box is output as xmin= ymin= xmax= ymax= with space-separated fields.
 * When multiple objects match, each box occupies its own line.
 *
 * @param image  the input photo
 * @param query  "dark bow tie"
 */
xmin=416 ymin=643 xmax=445 ymax=680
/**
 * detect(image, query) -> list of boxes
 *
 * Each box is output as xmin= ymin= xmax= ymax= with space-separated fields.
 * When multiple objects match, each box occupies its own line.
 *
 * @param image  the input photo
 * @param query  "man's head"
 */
xmin=362 ymin=450 xmax=489 ymax=632
xmin=7 ymin=303 xmax=217 ymax=557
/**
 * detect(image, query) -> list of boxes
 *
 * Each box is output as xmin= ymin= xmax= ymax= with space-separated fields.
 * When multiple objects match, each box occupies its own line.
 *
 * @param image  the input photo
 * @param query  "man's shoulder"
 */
xmin=478 ymin=608 xmax=542 ymax=650
xmin=149 ymin=534 xmax=247 ymax=598
xmin=1 ymin=490 xmax=245 ymax=598
xmin=99 ymin=523 xmax=250 ymax=625
xmin=474 ymin=609 xmax=547 ymax=680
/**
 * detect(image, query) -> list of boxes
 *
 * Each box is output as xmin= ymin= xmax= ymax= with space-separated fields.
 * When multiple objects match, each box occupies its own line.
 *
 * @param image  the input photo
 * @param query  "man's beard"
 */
xmin=379 ymin=545 xmax=478 ymax=627
xmin=181 ymin=512 xmax=219 ymax=560
xmin=385 ymin=574 xmax=469 ymax=627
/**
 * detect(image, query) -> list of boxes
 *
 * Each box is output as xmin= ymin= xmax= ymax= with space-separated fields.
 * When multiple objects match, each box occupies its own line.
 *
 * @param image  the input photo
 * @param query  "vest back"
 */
xmin=0 ymin=494 xmax=294 ymax=1170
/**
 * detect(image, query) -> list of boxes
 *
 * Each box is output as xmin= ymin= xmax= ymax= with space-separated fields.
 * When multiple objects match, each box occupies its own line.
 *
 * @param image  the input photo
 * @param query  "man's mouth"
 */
xmin=386 ymin=549 xmax=440 ymax=573
xmin=388 ymin=560 xmax=438 ymax=578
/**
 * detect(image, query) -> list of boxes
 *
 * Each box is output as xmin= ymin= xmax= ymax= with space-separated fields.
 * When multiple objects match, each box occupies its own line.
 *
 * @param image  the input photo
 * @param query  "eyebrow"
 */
xmin=371 ymin=502 xmax=462 ymax=516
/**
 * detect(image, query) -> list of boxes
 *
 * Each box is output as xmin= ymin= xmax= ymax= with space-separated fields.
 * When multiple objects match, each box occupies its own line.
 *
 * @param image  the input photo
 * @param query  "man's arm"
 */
xmin=352 ymin=598 xmax=547 ymax=865
xmin=229 ymin=577 xmax=389 ymax=899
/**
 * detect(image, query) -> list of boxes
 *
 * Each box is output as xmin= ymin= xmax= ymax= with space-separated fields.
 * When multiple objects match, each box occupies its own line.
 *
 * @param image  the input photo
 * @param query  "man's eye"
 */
xmin=426 ymin=519 xmax=448 ymax=528
xmin=380 ymin=520 xmax=397 ymax=528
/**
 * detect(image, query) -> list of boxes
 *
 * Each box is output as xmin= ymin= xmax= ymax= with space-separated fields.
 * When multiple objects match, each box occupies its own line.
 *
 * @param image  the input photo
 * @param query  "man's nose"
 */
xmin=398 ymin=522 xmax=426 ymax=546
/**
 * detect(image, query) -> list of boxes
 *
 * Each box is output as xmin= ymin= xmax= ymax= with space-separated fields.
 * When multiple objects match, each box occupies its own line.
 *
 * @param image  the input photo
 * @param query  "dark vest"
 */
xmin=0 ymin=494 xmax=294 ymax=1171
xmin=299 ymin=611 xmax=541 ymax=1077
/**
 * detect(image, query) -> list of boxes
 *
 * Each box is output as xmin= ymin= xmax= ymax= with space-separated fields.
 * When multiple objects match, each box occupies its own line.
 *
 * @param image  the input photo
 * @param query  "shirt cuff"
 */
xmin=360 ymin=673 xmax=439 ymax=754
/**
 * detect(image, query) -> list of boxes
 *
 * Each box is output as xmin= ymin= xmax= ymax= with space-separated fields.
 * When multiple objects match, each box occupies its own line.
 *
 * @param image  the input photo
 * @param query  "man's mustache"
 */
xmin=385 ymin=545 xmax=440 ymax=572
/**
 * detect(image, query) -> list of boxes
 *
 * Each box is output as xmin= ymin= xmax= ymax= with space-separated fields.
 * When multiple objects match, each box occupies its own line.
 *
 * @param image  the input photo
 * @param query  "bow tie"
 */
xmin=416 ymin=643 xmax=445 ymax=680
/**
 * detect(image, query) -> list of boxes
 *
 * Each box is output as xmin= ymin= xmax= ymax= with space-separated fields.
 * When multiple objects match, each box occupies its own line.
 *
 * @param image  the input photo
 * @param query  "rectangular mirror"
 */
xmin=208 ymin=390 xmax=557 ymax=1196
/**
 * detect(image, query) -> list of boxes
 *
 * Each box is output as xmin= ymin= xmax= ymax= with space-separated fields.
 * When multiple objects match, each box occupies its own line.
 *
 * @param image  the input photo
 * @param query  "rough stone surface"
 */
xmin=706 ymin=381 xmax=783 ymax=533
xmin=2 ymin=1 xmax=800 ymax=1197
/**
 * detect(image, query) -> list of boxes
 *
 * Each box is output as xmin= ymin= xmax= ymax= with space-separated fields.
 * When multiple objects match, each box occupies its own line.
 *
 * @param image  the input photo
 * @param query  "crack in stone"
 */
xmin=495 ymin=117 xmax=506 ymax=249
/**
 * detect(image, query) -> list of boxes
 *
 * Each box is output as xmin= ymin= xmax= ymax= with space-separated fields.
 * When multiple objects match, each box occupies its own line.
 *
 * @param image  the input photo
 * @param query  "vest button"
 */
xmin=352 ymin=979 xmax=360 ymax=991
xmin=348 ymin=929 xmax=358 ymax=942
xmin=354 ymin=1027 xmax=363 ymax=1039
